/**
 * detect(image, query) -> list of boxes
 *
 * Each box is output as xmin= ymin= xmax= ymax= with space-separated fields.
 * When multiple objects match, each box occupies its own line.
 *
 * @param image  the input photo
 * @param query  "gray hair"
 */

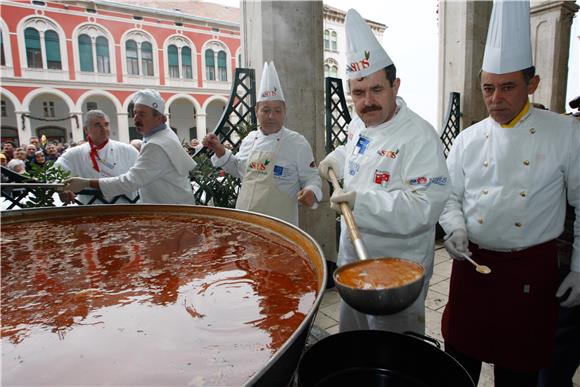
xmin=7 ymin=159 xmax=25 ymax=171
xmin=83 ymin=109 xmax=110 ymax=129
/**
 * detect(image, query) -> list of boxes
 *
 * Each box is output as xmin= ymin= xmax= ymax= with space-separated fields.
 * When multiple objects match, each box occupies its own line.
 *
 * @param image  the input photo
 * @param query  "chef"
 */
xmin=439 ymin=1 xmax=580 ymax=385
xmin=202 ymin=62 xmax=323 ymax=227
xmin=318 ymin=9 xmax=450 ymax=335
xmin=55 ymin=109 xmax=139 ymax=204
xmin=64 ymin=89 xmax=197 ymax=204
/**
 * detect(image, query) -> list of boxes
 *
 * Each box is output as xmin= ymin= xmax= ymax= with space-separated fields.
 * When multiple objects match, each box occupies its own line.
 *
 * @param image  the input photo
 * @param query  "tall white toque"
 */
xmin=257 ymin=61 xmax=285 ymax=103
xmin=345 ymin=8 xmax=393 ymax=80
xmin=482 ymin=0 xmax=533 ymax=74
xmin=133 ymin=89 xmax=165 ymax=114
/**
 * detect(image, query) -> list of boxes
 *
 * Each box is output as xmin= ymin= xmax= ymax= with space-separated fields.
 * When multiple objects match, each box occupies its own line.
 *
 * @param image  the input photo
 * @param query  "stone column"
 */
xmin=117 ymin=112 xmax=130 ymax=143
xmin=71 ymin=112 xmax=84 ymax=143
xmin=241 ymin=0 xmax=337 ymax=262
xmin=438 ymin=1 xmax=492 ymax=130
xmin=196 ymin=113 xmax=207 ymax=138
xmin=530 ymin=0 xmax=579 ymax=112
xmin=15 ymin=111 xmax=31 ymax=145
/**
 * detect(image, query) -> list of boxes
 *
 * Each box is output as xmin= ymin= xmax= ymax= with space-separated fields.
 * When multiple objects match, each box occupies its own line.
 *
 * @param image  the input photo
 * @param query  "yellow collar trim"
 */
xmin=501 ymin=102 xmax=530 ymax=128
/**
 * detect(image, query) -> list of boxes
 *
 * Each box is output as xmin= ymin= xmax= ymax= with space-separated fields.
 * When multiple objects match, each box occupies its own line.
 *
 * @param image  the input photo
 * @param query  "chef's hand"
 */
xmin=59 ymin=190 xmax=76 ymax=204
xmin=63 ymin=178 xmax=91 ymax=193
xmin=330 ymin=188 xmax=356 ymax=215
xmin=202 ymin=133 xmax=226 ymax=157
xmin=443 ymin=229 xmax=471 ymax=260
xmin=297 ymin=188 xmax=316 ymax=208
xmin=556 ymin=271 xmax=580 ymax=308
xmin=318 ymin=156 xmax=340 ymax=182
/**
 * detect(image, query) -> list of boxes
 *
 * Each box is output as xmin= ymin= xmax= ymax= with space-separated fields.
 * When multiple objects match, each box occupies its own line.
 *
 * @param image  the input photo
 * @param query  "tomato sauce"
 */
xmin=335 ymin=258 xmax=424 ymax=290
xmin=1 ymin=214 xmax=318 ymax=386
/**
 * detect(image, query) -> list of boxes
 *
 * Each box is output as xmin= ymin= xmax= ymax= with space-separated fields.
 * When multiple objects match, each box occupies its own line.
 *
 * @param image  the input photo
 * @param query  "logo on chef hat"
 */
xmin=347 ymin=51 xmax=371 ymax=74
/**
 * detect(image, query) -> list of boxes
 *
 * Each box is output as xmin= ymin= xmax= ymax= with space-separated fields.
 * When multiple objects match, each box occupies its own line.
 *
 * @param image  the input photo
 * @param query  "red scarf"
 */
xmin=88 ymin=136 xmax=108 ymax=172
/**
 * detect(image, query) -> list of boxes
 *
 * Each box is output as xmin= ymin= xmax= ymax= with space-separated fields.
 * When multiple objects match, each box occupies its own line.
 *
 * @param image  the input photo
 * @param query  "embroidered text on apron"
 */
xmin=442 ymin=240 xmax=559 ymax=372
xmin=236 ymin=131 xmax=296 ymax=225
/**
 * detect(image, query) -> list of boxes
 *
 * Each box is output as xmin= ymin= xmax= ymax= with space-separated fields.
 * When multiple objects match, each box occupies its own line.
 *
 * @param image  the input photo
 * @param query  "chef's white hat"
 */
xmin=482 ymin=0 xmax=533 ymax=74
xmin=345 ymin=8 xmax=393 ymax=80
xmin=133 ymin=89 xmax=165 ymax=114
xmin=257 ymin=62 xmax=285 ymax=102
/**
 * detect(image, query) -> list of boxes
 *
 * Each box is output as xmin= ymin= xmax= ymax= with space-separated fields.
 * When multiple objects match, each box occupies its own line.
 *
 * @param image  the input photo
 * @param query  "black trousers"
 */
xmin=445 ymin=344 xmax=539 ymax=387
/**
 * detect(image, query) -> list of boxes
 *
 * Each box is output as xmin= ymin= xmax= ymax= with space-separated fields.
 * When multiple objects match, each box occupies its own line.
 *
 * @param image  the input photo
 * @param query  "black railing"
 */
xmin=440 ymin=92 xmax=461 ymax=158
xmin=325 ymin=77 xmax=351 ymax=153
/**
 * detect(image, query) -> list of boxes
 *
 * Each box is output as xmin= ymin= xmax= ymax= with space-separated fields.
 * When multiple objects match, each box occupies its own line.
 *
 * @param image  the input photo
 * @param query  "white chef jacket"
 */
xmin=55 ymin=141 xmax=138 ymax=203
xmin=330 ymin=97 xmax=451 ymax=272
xmin=211 ymin=126 xmax=323 ymax=225
xmin=439 ymin=106 xmax=580 ymax=271
xmin=99 ymin=126 xmax=197 ymax=205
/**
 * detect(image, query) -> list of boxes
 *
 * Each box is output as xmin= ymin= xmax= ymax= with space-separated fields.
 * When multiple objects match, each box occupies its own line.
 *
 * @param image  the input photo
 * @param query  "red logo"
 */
xmin=374 ymin=170 xmax=390 ymax=186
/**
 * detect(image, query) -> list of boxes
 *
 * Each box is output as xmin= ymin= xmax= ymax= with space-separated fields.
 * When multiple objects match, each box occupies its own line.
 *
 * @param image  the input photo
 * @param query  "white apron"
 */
xmin=235 ymin=132 xmax=295 ymax=225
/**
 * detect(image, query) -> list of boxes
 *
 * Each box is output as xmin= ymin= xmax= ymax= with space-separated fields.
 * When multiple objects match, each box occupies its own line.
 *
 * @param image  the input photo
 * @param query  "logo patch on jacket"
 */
xmin=408 ymin=176 xmax=448 ymax=186
xmin=248 ymin=159 xmax=270 ymax=174
xmin=273 ymin=165 xmax=284 ymax=176
xmin=377 ymin=148 xmax=399 ymax=159
xmin=354 ymin=135 xmax=370 ymax=155
xmin=374 ymin=170 xmax=390 ymax=187
xmin=348 ymin=160 xmax=360 ymax=176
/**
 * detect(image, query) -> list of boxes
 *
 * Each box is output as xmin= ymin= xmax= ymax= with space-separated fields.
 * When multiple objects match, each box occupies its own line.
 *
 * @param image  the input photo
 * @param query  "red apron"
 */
xmin=442 ymin=240 xmax=559 ymax=372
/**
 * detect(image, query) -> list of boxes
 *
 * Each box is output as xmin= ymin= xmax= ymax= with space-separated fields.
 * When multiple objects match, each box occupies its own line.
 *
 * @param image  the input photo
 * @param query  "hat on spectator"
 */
xmin=134 ymin=89 xmax=165 ymax=114
xmin=345 ymin=8 xmax=393 ymax=80
xmin=257 ymin=62 xmax=285 ymax=102
xmin=482 ymin=0 xmax=533 ymax=74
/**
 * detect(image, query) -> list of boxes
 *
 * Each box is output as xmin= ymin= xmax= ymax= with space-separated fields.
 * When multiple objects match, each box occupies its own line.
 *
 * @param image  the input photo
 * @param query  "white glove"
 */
xmin=318 ymin=156 xmax=340 ymax=182
xmin=63 ymin=177 xmax=91 ymax=193
xmin=443 ymin=229 xmax=470 ymax=260
xmin=556 ymin=271 xmax=580 ymax=308
xmin=330 ymin=188 xmax=356 ymax=215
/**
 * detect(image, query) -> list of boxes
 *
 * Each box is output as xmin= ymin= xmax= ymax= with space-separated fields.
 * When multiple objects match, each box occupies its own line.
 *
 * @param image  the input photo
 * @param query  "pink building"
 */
xmin=0 ymin=0 xmax=242 ymax=146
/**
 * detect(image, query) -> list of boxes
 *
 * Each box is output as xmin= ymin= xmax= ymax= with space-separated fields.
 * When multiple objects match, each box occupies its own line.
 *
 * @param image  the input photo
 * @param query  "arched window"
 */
xmin=141 ymin=42 xmax=153 ymax=76
xmin=330 ymin=65 xmax=338 ymax=77
xmin=25 ymin=27 xmax=42 ymax=68
xmin=78 ymin=34 xmax=93 ymax=72
xmin=324 ymin=64 xmax=330 ymax=77
xmin=217 ymin=51 xmax=227 ymax=81
xmin=182 ymin=46 xmax=192 ymax=79
xmin=45 ymin=30 xmax=61 ymax=69
xmin=323 ymin=29 xmax=330 ymax=51
xmin=126 ymin=40 xmax=139 ymax=75
xmin=331 ymin=31 xmax=338 ymax=51
xmin=96 ymin=36 xmax=110 ymax=73
xmin=168 ymin=44 xmax=179 ymax=78
xmin=205 ymin=49 xmax=215 ymax=80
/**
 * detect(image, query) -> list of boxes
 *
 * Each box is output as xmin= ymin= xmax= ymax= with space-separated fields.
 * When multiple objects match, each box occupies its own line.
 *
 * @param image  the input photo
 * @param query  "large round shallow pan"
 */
xmin=298 ymin=330 xmax=474 ymax=387
xmin=1 ymin=205 xmax=326 ymax=386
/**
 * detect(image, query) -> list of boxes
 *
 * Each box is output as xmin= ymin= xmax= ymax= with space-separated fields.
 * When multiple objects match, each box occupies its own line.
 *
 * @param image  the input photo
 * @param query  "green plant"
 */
xmin=21 ymin=161 xmax=71 ymax=208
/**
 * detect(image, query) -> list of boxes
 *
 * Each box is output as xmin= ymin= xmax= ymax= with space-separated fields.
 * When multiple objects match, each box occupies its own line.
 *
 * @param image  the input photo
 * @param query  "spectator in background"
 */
xmin=45 ymin=143 xmax=59 ymax=161
xmin=31 ymin=151 xmax=46 ymax=169
xmin=14 ymin=148 xmax=27 ymax=162
xmin=29 ymin=136 xmax=40 ymax=148
xmin=2 ymin=142 xmax=14 ymax=162
xmin=7 ymin=159 xmax=26 ymax=174
xmin=0 ymin=153 xmax=7 ymax=167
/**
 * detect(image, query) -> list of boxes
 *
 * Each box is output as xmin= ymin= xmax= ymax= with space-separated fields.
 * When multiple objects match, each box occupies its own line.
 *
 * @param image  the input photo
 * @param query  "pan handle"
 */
xmin=328 ymin=168 xmax=369 ymax=260
xmin=403 ymin=331 xmax=442 ymax=349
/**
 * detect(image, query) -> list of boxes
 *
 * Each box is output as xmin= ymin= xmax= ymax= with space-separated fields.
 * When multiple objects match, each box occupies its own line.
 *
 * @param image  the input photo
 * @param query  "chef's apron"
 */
xmin=442 ymin=240 xmax=559 ymax=372
xmin=235 ymin=132 xmax=295 ymax=225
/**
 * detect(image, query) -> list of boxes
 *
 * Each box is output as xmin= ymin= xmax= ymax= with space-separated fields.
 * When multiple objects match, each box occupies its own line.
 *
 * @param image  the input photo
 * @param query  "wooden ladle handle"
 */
xmin=328 ymin=168 xmax=369 ymax=260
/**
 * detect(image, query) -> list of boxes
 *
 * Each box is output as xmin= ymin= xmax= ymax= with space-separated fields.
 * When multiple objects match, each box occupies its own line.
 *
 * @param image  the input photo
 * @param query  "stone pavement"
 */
xmin=309 ymin=244 xmax=580 ymax=387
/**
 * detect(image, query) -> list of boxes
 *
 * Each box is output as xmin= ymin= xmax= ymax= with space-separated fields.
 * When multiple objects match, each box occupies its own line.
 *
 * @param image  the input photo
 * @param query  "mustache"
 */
xmin=361 ymin=105 xmax=382 ymax=114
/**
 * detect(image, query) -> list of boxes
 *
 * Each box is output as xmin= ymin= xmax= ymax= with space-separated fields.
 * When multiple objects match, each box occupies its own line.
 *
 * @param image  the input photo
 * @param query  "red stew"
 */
xmin=336 ymin=258 xmax=424 ymax=290
xmin=1 ymin=214 xmax=318 ymax=386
